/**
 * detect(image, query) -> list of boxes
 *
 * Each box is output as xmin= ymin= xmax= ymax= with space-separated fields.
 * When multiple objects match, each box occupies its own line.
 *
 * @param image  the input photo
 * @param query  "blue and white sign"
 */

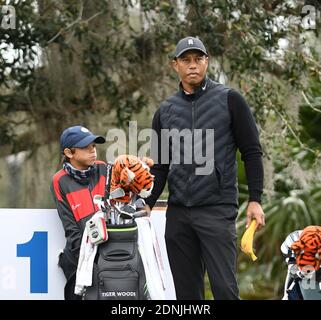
xmin=0 ymin=209 xmax=175 ymax=300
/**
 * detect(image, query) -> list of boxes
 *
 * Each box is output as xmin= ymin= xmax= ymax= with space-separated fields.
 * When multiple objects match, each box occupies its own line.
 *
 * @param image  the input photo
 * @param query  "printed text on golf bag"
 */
xmin=84 ymin=222 xmax=149 ymax=300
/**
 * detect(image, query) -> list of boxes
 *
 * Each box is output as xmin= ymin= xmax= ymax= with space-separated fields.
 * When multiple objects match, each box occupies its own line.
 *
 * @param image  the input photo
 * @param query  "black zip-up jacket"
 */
xmin=146 ymin=77 xmax=264 ymax=208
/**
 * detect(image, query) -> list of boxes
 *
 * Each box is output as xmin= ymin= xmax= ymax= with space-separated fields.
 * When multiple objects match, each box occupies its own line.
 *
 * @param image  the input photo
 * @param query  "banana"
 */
xmin=240 ymin=220 xmax=258 ymax=261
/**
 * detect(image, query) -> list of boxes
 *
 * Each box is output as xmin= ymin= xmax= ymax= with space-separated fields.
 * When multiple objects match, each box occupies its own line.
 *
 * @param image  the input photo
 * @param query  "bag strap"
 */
xmin=104 ymin=163 xmax=113 ymax=200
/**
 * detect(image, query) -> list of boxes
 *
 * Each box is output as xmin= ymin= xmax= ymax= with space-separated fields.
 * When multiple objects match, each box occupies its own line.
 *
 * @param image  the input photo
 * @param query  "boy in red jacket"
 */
xmin=51 ymin=125 xmax=107 ymax=299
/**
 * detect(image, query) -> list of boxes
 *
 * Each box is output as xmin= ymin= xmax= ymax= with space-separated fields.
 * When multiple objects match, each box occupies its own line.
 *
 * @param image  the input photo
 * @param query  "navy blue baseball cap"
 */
xmin=174 ymin=36 xmax=208 ymax=58
xmin=60 ymin=125 xmax=105 ymax=153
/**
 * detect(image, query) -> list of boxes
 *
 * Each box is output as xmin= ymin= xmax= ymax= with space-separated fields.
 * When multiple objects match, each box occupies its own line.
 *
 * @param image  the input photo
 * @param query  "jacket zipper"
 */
xmin=88 ymin=181 xmax=96 ymax=212
xmin=187 ymin=100 xmax=195 ymax=206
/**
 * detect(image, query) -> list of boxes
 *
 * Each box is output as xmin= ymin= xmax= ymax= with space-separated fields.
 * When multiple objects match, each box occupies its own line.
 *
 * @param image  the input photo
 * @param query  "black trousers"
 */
xmin=58 ymin=249 xmax=82 ymax=300
xmin=165 ymin=204 xmax=240 ymax=300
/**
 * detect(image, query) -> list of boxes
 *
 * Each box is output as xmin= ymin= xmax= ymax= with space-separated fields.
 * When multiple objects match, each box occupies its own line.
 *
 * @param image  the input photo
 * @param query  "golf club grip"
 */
xmin=133 ymin=210 xmax=148 ymax=218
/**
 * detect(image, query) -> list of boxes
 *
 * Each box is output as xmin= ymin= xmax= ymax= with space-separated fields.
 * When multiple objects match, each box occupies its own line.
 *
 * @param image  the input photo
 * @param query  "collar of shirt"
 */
xmin=180 ymin=75 xmax=208 ymax=97
xmin=63 ymin=161 xmax=95 ymax=184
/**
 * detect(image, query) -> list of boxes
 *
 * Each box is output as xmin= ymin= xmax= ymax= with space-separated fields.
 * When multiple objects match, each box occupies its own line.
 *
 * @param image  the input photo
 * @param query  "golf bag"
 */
xmin=83 ymin=220 xmax=149 ymax=300
xmin=281 ymin=228 xmax=321 ymax=300
xmin=75 ymin=161 xmax=164 ymax=300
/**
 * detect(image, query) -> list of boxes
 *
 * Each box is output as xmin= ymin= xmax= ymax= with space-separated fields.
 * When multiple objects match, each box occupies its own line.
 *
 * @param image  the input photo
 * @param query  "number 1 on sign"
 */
xmin=17 ymin=232 xmax=48 ymax=293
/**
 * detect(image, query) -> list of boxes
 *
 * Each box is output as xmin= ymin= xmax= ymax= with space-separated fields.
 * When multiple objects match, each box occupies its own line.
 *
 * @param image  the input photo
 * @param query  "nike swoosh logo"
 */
xmin=72 ymin=204 xmax=81 ymax=210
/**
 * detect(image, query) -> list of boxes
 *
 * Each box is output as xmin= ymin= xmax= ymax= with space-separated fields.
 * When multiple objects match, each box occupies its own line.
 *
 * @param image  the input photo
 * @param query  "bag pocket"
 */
xmin=98 ymin=266 xmax=139 ymax=300
xmin=99 ymin=240 xmax=136 ymax=261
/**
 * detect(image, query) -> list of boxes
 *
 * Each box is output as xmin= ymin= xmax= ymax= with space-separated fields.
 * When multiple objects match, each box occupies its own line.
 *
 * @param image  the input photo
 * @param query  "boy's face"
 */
xmin=64 ymin=142 xmax=97 ymax=170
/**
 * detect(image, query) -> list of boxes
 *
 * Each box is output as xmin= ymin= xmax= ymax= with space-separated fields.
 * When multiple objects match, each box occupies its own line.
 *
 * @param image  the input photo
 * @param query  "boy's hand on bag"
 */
xmin=246 ymin=201 xmax=265 ymax=231
xmin=144 ymin=204 xmax=152 ymax=217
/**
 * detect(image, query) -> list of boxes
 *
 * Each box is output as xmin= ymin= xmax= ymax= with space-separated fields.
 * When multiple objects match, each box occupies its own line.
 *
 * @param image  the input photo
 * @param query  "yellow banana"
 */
xmin=240 ymin=220 xmax=257 ymax=261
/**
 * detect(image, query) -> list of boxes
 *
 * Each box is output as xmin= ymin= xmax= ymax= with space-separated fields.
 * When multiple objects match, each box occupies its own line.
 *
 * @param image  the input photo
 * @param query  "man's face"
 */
xmin=172 ymin=50 xmax=208 ymax=90
xmin=64 ymin=142 xmax=97 ymax=170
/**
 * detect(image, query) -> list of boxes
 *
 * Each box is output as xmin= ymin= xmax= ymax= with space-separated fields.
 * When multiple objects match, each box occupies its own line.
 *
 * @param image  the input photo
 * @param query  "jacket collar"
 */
xmin=63 ymin=161 xmax=95 ymax=185
xmin=179 ymin=75 xmax=209 ymax=98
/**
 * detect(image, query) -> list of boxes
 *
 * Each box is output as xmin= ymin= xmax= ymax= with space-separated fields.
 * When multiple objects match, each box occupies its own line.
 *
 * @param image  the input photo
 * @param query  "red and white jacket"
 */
xmin=51 ymin=161 xmax=108 ymax=262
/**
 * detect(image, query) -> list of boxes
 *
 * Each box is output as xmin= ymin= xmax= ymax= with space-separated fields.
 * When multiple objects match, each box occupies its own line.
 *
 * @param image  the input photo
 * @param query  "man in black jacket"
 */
xmin=145 ymin=37 xmax=265 ymax=300
xmin=51 ymin=125 xmax=107 ymax=299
